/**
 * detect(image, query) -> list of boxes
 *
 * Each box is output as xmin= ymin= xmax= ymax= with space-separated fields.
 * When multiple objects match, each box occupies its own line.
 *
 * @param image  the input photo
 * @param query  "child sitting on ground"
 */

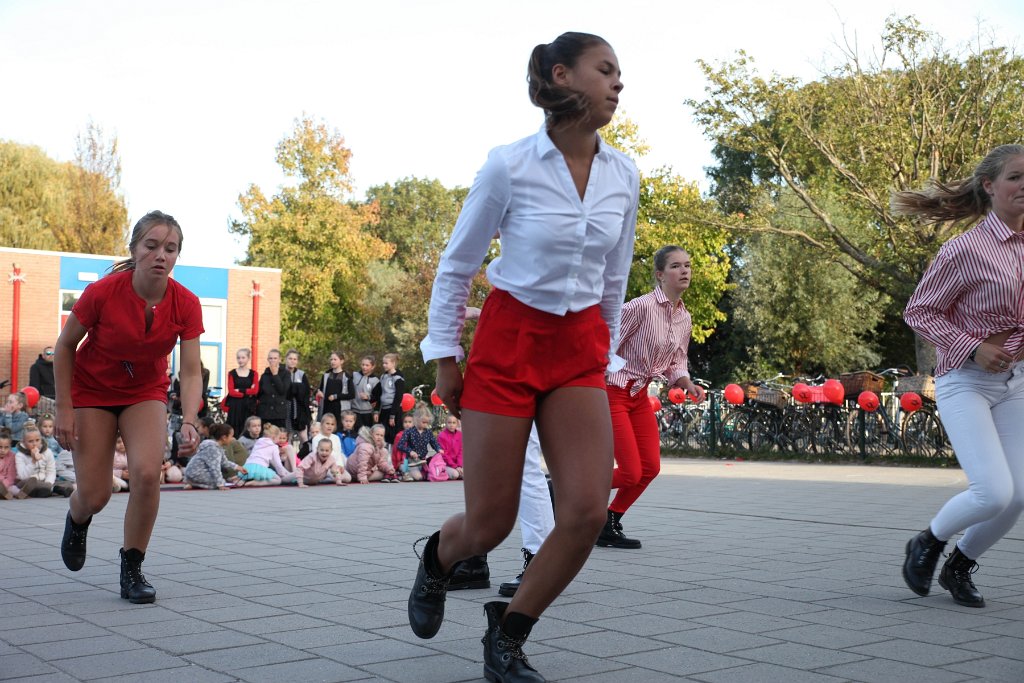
xmin=347 ymin=424 xmax=399 ymax=484
xmin=14 ymin=423 xmax=55 ymax=498
xmin=275 ymin=428 xmax=299 ymax=471
xmin=339 ymin=411 xmax=359 ymax=460
xmin=0 ymin=428 xmax=17 ymax=500
xmin=238 ymin=416 xmax=262 ymax=453
xmin=238 ymin=423 xmax=298 ymax=486
xmin=437 ymin=414 xmax=464 ymax=480
xmin=396 ymin=409 xmax=443 ymax=482
xmin=37 ymin=414 xmax=63 ymax=456
xmin=184 ymin=423 xmax=247 ymax=490
xmin=296 ymin=420 xmax=321 ymax=460
xmin=0 ymin=392 xmax=30 ymax=445
xmin=298 ymin=438 xmax=349 ymax=487
xmin=311 ymin=413 xmax=344 ymax=465
xmin=391 ymin=413 xmax=414 ymax=472
xmin=112 ymin=435 xmax=130 ymax=492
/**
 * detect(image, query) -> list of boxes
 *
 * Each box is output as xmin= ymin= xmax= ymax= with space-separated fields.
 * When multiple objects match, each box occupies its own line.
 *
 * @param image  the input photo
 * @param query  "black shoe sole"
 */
xmin=937 ymin=575 xmax=985 ymax=608
xmin=497 ymin=584 xmax=519 ymax=597
xmin=902 ymin=539 xmax=931 ymax=597
xmin=595 ymin=539 xmax=642 ymax=549
xmin=447 ymin=580 xmax=491 ymax=591
xmin=121 ymin=590 xmax=156 ymax=604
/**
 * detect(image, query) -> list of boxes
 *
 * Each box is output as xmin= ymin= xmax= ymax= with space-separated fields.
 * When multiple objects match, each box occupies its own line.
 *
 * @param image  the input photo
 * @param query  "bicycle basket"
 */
xmin=896 ymin=375 xmax=936 ymax=402
xmin=839 ymin=371 xmax=884 ymax=399
xmin=752 ymin=387 xmax=789 ymax=409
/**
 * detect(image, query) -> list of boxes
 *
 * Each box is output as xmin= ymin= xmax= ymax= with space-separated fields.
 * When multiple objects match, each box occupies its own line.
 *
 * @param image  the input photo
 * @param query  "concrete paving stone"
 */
xmin=89 ymin=664 xmax=238 ymax=683
xmin=50 ymin=649 xmax=189 ymax=679
xmin=944 ymin=655 xmax=1024 ymax=681
xmin=369 ymin=621 xmax=483 ymax=645
xmin=262 ymin=624 xmax=370 ymax=648
xmin=766 ymin=622 xmax=891 ymax=649
xmin=613 ymin=645 xmax=752 ymax=677
xmin=0 ymin=621 xmax=111 ymax=645
xmin=813 ymin=595 xmax=935 ymax=616
xmin=544 ymin=631 xmax=671 ymax=658
xmin=24 ymin=634 xmax=138 ymax=660
xmin=0 ymin=600 xmax=51 ymax=617
xmin=794 ymin=608 xmax=912 ymax=631
xmin=867 ymin=620 xmax=997 ymax=646
xmin=156 ymin=593 xmax=249 ymax=612
xmin=145 ymin=629 xmax=267 ymax=654
xmin=525 ymin=648 xmax=635 ymax=680
xmin=361 ymin=653 xmax=483 ymax=683
xmin=217 ymin=582 xmax=294 ymax=599
xmin=528 ymin=617 xmax=603 ymax=640
xmin=724 ymin=596 xmax=832 ymax=618
xmin=845 ymin=638 xmax=986 ymax=667
xmin=558 ymin=668 xmax=691 ymax=683
xmin=307 ymin=640 xmax=432 ymax=667
xmin=575 ymin=588 xmax=670 ymax=609
xmin=0 ymin=652 xmax=59 ymax=678
xmin=0 ymin=611 xmax=79 ymax=631
xmin=234 ymin=658 xmax=370 ymax=683
xmin=105 ymin=617 xmax=223 ymax=639
xmin=1 ymin=674 xmax=83 ymax=683
xmin=184 ymin=642 xmax=313 ymax=669
xmin=692 ymin=610 xmax=807 ymax=634
xmin=692 ymin=662 xmax=852 ymax=683
xmin=660 ymin=587 xmax=758 ymax=604
xmin=585 ymin=613 xmax=702 ymax=637
xmin=731 ymin=641 xmax=870 ymax=669
xmin=652 ymin=626 xmax=782 ymax=652
xmin=541 ymin=601 xmax=640 ymax=623
xmin=977 ymin=620 xmax=1024 ymax=638
xmin=83 ymin=604 xmax=190 ymax=627
xmin=187 ymin=603 xmax=289 ymax=623
xmin=289 ymin=599 xmax=384 ymax=620
xmin=954 ymin=635 xmax=1024 ymax=662
xmin=330 ymin=608 xmax=411 ymax=630
xmin=222 ymin=613 xmax=334 ymax=635
xmin=817 ymin=657 xmax=977 ymax=683
xmin=893 ymin=605 xmax=1009 ymax=630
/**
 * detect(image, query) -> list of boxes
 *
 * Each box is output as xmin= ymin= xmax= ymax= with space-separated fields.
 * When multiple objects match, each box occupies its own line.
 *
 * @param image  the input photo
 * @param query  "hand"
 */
xmin=465 ymin=306 xmax=482 ymax=321
xmin=237 ymin=467 xmax=247 ymax=475
xmin=298 ymin=481 xmax=307 ymax=488
xmin=55 ymin=410 xmax=78 ymax=451
xmin=679 ymin=379 xmax=706 ymax=403
xmin=974 ymin=341 xmax=1015 ymax=373
xmin=389 ymin=416 xmax=395 ymax=425
xmin=435 ymin=357 xmax=464 ymax=418
xmin=316 ymin=391 xmax=324 ymax=400
xmin=176 ymin=422 xmax=200 ymax=457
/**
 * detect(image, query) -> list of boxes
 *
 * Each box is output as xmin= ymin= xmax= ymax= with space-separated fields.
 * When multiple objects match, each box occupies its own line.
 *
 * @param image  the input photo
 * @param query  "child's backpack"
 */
xmin=426 ymin=453 xmax=449 ymax=482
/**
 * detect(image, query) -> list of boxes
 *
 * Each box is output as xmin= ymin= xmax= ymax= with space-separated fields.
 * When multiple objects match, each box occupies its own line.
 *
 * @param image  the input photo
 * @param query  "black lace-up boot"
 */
xmin=596 ymin=509 xmax=641 ymax=549
xmin=61 ymin=511 xmax=92 ymax=571
xmin=482 ymin=601 xmax=545 ymax=682
xmin=902 ymin=527 xmax=946 ymax=596
xmin=408 ymin=531 xmax=452 ymax=638
xmin=449 ymin=554 xmax=490 ymax=590
xmin=499 ymin=548 xmax=535 ymax=597
xmin=119 ymin=548 xmax=156 ymax=604
xmin=938 ymin=546 xmax=985 ymax=607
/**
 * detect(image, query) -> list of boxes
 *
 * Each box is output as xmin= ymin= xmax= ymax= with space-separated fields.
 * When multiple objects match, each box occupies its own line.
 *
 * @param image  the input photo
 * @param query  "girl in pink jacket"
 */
xmin=346 ymin=425 xmax=399 ymax=484
xmin=436 ymin=415 xmax=463 ymax=480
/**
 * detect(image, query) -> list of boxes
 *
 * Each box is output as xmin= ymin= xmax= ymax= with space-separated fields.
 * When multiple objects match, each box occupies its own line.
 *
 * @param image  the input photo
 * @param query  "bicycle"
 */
xmin=845 ymin=368 xmax=911 ymax=458
xmin=897 ymin=375 xmax=952 ymax=459
xmin=205 ymin=386 xmax=225 ymax=424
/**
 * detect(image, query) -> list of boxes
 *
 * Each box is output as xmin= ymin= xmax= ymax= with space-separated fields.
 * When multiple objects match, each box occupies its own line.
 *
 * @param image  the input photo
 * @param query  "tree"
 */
xmin=0 ymin=141 xmax=65 ymax=251
xmin=230 ymin=116 xmax=392 ymax=364
xmin=690 ymin=16 xmax=1024 ymax=371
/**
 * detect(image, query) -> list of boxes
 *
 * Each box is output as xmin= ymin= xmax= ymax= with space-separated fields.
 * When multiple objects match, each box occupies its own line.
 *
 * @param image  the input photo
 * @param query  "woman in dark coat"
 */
xmin=317 ymin=351 xmax=353 ymax=426
xmin=257 ymin=349 xmax=289 ymax=429
xmin=285 ymin=349 xmax=312 ymax=442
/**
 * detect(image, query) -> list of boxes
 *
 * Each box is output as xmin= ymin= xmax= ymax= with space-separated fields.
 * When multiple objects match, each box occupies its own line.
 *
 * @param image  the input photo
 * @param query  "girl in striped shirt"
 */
xmin=602 ymin=245 xmax=705 ymax=548
xmin=899 ymin=144 xmax=1024 ymax=608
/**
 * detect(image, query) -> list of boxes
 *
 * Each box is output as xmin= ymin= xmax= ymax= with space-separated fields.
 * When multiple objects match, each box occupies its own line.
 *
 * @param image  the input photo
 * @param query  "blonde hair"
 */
xmin=383 ymin=352 xmax=399 ymax=364
xmin=891 ymin=144 xmax=1024 ymax=223
xmin=262 ymin=423 xmax=281 ymax=439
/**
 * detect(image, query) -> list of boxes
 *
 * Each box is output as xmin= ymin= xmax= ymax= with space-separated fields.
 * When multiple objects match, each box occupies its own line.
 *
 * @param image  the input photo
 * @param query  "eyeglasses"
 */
xmin=44 ymin=351 xmax=54 ymax=356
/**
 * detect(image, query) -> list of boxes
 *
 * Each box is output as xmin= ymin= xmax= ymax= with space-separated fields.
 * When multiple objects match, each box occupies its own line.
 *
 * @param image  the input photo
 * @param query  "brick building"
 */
xmin=0 ymin=247 xmax=281 ymax=395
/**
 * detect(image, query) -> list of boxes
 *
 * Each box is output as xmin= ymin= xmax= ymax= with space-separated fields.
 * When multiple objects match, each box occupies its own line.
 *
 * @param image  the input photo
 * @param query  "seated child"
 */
xmin=437 ymin=414 xmax=464 ymax=480
xmin=339 ymin=411 xmax=359 ymax=460
xmin=347 ymin=424 xmax=399 ymax=484
xmin=396 ymin=409 xmax=443 ymax=482
xmin=298 ymin=438 xmax=349 ymax=487
xmin=238 ymin=423 xmax=298 ymax=486
xmin=296 ymin=420 xmax=321 ymax=460
xmin=275 ymin=428 xmax=299 ymax=472
xmin=223 ymin=434 xmax=249 ymax=468
xmin=0 ymin=428 xmax=17 ymax=500
xmin=184 ymin=423 xmax=247 ymax=490
xmin=0 ymin=392 xmax=30 ymax=445
xmin=37 ymin=414 xmax=63 ymax=456
xmin=310 ymin=413 xmax=344 ymax=465
xmin=238 ymin=416 xmax=262 ymax=453
xmin=14 ymin=423 xmax=55 ymax=498
xmin=54 ymin=446 xmax=76 ymax=496
xmin=391 ymin=413 xmax=414 ymax=472
xmin=112 ymin=435 xmax=130 ymax=492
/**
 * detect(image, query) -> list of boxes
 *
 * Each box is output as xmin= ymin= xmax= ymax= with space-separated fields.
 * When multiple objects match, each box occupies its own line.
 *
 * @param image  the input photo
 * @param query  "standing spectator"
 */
xmin=284 ymin=349 xmax=312 ymax=442
xmin=257 ymin=349 xmax=289 ymax=429
xmin=372 ymin=352 xmax=405 ymax=444
xmin=317 ymin=351 xmax=353 ymax=425
xmin=224 ymin=348 xmax=259 ymax=440
xmin=352 ymin=355 xmax=380 ymax=430
xmin=29 ymin=346 xmax=56 ymax=400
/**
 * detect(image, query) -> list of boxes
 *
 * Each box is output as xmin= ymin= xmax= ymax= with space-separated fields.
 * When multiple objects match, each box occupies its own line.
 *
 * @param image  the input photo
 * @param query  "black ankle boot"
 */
xmin=596 ymin=509 xmax=641 ymax=549
xmin=449 ymin=554 xmax=491 ymax=590
xmin=499 ymin=548 xmax=535 ymax=597
xmin=938 ymin=546 xmax=985 ymax=607
xmin=902 ymin=528 xmax=946 ymax=596
xmin=482 ymin=602 xmax=545 ymax=682
xmin=119 ymin=548 xmax=156 ymax=604
xmin=61 ymin=511 xmax=92 ymax=571
xmin=408 ymin=531 xmax=452 ymax=639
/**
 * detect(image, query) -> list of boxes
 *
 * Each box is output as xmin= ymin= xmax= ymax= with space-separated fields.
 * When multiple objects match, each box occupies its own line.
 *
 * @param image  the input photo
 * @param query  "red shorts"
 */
xmin=461 ymin=289 xmax=610 ymax=418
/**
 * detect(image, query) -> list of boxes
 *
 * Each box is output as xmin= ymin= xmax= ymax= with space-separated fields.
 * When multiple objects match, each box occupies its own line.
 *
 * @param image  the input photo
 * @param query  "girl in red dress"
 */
xmin=54 ymin=210 xmax=204 ymax=604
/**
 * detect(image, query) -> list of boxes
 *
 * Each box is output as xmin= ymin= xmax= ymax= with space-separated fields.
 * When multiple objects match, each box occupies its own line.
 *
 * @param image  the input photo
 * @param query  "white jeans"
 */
xmin=519 ymin=425 xmax=555 ymax=553
xmin=931 ymin=359 xmax=1024 ymax=559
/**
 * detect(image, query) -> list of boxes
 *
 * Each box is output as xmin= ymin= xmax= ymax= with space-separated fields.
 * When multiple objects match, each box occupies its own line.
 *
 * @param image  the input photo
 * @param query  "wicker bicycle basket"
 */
xmin=896 ymin=375 xmax=936 ymax=402
xmin=839 ymin=371 xmax=885 ymax=399
xmin=751 ymin=387 xmax=789 ymax=409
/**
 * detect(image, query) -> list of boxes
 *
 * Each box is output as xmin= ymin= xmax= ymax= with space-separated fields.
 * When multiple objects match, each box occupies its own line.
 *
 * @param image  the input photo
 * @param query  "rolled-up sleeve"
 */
xmin=904 ymin=246 xmax=981 ymax=370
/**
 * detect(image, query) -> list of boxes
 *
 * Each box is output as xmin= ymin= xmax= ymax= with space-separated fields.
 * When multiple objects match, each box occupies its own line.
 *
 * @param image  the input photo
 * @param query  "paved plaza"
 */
xmin=2 ymin=459 xmax=1023 ymax=682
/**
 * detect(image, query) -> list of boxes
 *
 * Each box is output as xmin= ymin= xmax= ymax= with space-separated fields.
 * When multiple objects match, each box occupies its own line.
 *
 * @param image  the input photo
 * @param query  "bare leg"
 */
xmin=434 ymin=411 xmax=533 ymax=570
xmin=118 ymin=401 xmax=168 ymax=552
xmin=69 ymin=408 xmax=119 ymax=523
xmin=508 ymin=387 xmax=613 ymax=617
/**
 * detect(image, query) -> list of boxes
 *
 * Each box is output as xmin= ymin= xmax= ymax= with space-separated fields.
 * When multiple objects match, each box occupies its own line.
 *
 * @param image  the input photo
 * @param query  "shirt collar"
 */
xmin=535 ymin=124 xmax=609 ymax=161
xmin=983 ymin=212 xmax=1022 ymax=242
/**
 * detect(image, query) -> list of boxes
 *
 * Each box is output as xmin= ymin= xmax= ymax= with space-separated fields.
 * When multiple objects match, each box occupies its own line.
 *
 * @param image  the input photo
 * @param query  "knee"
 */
xmin=131 ymin=470 xmax=162 ymax=493
xmin=615 ymin=463 xmax=642 ymax=489
xmin=976 ymin=480 xmax=1015 ymax=517
xmin=463 ymin=516 xmax=516 ymax=555
xmin=557 ymin=499 xmax=608 ymax=539
xmin=78 ymin=487 xmax=112 ymax=515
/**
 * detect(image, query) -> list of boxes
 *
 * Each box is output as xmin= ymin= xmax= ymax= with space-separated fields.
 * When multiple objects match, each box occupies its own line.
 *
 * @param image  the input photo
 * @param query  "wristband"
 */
xmin=182 ymin=422 xmax=199 ymax=431
xmin=969 ymin=345 xmax=980 ymax=362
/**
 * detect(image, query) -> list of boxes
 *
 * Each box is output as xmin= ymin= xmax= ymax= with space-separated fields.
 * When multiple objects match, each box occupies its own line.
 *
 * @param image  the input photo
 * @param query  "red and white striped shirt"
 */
xmin=904 ymin=212 xmax=1024 ymax=376
xmin=608 ymin=287 xmax=692 ymax=395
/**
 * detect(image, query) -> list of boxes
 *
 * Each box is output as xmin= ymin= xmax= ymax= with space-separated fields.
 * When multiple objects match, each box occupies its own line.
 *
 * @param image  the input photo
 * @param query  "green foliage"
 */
xmin=0 ymin=124 xmax=127 ymax=255
xmin=231 ymin=116 xmax=392 ymax=367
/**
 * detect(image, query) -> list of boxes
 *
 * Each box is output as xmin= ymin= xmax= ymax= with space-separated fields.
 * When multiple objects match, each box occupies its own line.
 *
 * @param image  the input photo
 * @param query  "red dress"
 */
xmin=71 ymin=270 xmax=204 ymax=407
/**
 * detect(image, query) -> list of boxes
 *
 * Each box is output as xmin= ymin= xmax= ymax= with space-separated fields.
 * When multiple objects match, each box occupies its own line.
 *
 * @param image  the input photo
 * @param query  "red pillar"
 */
xmin=250 ymin=281 xmax=262 ymax=368
xmin=9 ymin=263 xmax=25 ymax=391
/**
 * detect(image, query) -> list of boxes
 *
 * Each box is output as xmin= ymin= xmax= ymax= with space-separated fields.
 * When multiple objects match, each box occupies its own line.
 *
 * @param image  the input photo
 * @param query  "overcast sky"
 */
xmin=1 ymin=0 xmax=1020 ymax=267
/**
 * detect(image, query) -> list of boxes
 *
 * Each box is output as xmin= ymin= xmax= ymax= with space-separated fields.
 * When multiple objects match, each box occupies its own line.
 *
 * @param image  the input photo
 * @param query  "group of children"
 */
xmin=0 ymin=391 xmax=75 ymax=499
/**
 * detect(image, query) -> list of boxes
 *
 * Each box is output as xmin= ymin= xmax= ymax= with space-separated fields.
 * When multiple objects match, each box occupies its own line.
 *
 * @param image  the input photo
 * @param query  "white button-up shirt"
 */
xmin=420 ymin=128 xmax=640 ymax=362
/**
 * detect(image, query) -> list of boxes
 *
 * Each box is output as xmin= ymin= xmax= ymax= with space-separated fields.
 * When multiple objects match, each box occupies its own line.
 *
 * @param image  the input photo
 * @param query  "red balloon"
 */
xmin=900 ymin=392 xmax=922 ymax=412
xmin=648 ymin=395 xmax=662 ymax=413
xmin=857 ymin=391 xmax=880 ymax=412
xmin=430 ymin=389 xmax=444 ymax=407
xmin=400 ymin=393 xmax=415 ymax=412
xmin=724 ymin=383 xmax=745 ymax=405
xmin=668 ymin=387 xmax=686 ymax=404
xmin=792 ymin=383 xmax=811 ymax=403
xmin=823 ymin=379 xmax=845 ymax=405
xmin=21 ymin=386 xmax=40 ymax=408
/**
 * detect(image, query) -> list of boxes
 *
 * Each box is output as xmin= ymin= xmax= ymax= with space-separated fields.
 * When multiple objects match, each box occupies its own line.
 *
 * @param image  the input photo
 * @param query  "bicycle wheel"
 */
xmin=847 ymin=409 xmax=899 ymax=457
xmin=658 ymin=408 xmax=682 ymax=452
xmin=747 ymin=413 xmax=779 ymax=452
xmin=683 ymin=408 xmax=708 ymax=450
xmin=781 ymin=411 xmax=814 ymax=454
xmin=720 ymin=409 xmax=752 ymax=451
xmin=902 ymin=409 xmax=950 ymax=458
